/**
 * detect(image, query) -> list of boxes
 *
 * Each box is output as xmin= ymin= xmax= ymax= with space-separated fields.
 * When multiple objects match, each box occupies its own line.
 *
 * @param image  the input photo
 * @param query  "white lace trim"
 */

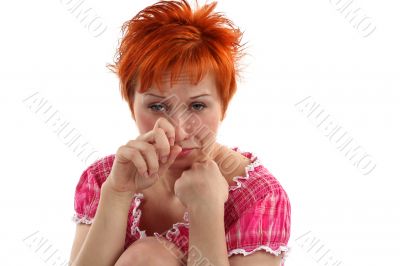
xmin=228 ymin=244 xmax=291 ymax=262
xmin=228 ymin=146 xmax=262 ymax=192
xmin=71 ymin=213 xmax=93 ymax=225
xmin=163 ymin=221 xmax=190 ymax=242
xmin=130 ymin=193 xmax=147 ymax=239
xmin=183 ymin=211 xmax=189 ymax=222
xmin=130 ymin=192 xmax=190 ymax=240
xmin=128 ymin=146 xmax=263 ymax=241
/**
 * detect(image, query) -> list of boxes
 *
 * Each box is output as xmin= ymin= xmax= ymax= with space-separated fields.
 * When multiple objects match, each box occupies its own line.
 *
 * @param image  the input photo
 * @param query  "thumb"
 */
xmin=159 ymin=145 xmax=182 ymax=173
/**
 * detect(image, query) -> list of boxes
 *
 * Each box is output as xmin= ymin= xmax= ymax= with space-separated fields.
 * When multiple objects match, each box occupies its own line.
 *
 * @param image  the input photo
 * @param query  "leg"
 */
xmin=115 ymin=236 xmax=186 ymax=266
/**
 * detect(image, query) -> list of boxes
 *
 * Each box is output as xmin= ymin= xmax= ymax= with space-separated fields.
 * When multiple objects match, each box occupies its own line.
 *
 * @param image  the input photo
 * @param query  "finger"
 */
xmin=136 ymin=117 xmax=175 ymax=149
xmin=121 ymin=145 xmax=150 ymax=177
xmin=153 ymin=127 xmax=171 ymax=163
xmin=154 ymin=117 xmax=176 ymax=146
xmin=166 ymin=145 xmax=182 ymax=165
xmin=159 ymin=145 xmax=182 ymax=173
xmin=126 ymin=140 xmax=159 ymax=176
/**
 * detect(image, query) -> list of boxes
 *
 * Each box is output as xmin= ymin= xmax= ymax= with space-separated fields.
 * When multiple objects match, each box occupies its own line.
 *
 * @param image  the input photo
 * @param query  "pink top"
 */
xmin=72 ymin=147 xmax=291 ymax=265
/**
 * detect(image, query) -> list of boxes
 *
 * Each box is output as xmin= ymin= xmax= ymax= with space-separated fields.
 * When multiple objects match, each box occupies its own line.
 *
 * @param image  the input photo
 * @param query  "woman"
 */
xmin=69 ymin=0 xmax=291 ymax=265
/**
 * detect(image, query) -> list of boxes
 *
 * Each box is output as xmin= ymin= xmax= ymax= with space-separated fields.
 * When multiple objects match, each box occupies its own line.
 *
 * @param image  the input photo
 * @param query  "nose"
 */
xmin=169 ymin=114 xmax=190 ymax=144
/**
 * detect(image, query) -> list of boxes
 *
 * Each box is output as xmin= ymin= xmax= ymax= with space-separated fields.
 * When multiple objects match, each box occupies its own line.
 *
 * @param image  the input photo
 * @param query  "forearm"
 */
xmin=72 ymin=179 xmax=134 ymax=266
xmin=187 ymin=203 xmax=229 ymax=266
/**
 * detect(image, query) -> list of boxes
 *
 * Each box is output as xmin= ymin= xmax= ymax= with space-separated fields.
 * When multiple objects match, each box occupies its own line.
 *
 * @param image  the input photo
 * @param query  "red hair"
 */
xmin=107 ymin=0 xmax=246 ymax=119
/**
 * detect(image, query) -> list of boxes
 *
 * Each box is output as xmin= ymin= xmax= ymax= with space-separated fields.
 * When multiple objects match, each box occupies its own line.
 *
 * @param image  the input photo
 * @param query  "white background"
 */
xmin=1 ymin=0 xmax=399 ymax=265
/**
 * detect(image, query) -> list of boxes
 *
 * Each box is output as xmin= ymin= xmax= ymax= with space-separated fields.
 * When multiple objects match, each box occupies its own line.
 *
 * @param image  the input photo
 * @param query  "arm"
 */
xmin=187 ymin=202 xmax=284 ymax=266
xmin=187 ymin=202 xmax=229 ymax=266
xmin=71 ymin=179 xmax=134 ymax=266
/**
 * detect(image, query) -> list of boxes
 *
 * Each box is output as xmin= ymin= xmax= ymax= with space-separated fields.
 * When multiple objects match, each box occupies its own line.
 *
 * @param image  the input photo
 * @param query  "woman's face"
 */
xmin=132 ymin=71 xmax=223 ymax=169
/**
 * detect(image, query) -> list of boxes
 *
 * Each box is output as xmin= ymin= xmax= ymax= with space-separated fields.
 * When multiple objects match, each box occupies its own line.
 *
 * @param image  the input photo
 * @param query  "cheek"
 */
xmin=193 ymin=114 xmax=220 ymax=138
xmin=135 ymin=110 xmax=158 ymax=134
xmin=203 ymin=116 xmax=219 ymax=132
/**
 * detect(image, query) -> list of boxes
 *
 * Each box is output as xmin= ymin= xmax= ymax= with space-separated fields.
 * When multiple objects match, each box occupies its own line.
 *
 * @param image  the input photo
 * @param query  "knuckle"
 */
xmin=125 ymin=139 xmax=136 ymax=146
xmin=116 ymin=145 xmax=124 ymax=152
xmin=154 ymin=127 xmax=163 ymax=135
xmin=149 ymin=167 xmax=158 ymax=174
xmin=137 ymin=166 xmax=147 ymax=174
xmin=116 ymin=147 xmax=124 ymax=156
xmin=148 ymin=160 xmax=159 ymax=169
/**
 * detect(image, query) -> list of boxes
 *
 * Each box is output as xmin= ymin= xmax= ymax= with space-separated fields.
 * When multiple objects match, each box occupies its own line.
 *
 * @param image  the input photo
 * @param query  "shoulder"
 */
xmin=84 ymin=154 xmax=116 ymax=180
xmin=227 ymin=146 xmax=285 ymax=195
xmin=212 ymin=143 xmax=287 ymax=191
xmin=223 ymin=146 xmax=291 ymax=220
xmin=75 ymin=154 xmax=116 ymax=191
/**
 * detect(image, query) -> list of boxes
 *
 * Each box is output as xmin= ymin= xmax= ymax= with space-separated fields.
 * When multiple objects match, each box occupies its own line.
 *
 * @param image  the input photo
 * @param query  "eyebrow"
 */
xmin=144 ymin=93 xmax=211 ymax=99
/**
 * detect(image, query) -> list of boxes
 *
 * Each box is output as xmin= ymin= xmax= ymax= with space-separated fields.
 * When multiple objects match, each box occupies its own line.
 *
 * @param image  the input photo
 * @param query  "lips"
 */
xmin=179 ymin=146 xmax=200 ymax=150
xmin=176 ymin=147 xmax=197 ymax=158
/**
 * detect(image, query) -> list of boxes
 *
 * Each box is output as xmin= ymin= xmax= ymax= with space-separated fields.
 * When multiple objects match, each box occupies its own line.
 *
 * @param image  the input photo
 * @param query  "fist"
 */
xmin=174 ymin=159 xmax=229 ymax=209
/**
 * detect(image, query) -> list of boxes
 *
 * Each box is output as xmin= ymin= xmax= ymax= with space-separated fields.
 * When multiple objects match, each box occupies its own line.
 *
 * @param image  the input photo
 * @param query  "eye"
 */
xmin=148 ymin=103 xmax=168 ymax=112
xmin=148 ymin=102 xmax=206 ymax=113
xmin=191 ymin=102 xmax=206 ymax=111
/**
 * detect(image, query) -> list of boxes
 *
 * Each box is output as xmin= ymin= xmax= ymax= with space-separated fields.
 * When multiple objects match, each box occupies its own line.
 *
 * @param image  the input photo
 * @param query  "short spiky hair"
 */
xmin=107 ymin=0 xmax=246 ymax=119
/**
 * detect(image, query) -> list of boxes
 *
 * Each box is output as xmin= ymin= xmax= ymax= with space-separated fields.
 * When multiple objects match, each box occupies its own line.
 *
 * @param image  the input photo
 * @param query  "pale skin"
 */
xmin=70 ymin=71 xmax=283 ymax=266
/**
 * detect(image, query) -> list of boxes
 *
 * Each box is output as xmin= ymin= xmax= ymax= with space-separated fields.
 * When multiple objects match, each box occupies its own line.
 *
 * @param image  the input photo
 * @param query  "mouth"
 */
xmin=181 ymin=147 xmax=198 ymax=150
xmin=178 ymin=143 xmax=202 ymax=150
xmin=176 ymin=147 xmax=198 ymax=158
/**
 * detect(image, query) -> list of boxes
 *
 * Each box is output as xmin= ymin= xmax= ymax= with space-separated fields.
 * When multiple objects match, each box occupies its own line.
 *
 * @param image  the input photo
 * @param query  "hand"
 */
xmin=107 ymin=117 xmax=182 ymax=193
xmin=174 ymin=159 xmax=229 ymax=209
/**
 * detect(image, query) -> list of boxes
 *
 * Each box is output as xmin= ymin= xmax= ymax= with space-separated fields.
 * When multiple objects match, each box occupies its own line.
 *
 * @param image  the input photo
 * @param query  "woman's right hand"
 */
xmin=107 ymin=117 xmax=183 ymax=193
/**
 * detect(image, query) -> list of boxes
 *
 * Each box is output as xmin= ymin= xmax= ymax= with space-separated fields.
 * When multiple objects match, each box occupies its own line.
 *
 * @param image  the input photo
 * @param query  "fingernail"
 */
xmin=151 ymin=173 xmax=158 ymax=179
xmin=162 ymin=156 xmax=168 ymax=163
xmin=143 ymin=171 xmax=149 ymax=178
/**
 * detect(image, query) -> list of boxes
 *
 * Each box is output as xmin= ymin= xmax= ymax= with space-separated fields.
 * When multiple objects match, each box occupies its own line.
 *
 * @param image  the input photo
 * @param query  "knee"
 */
xmin=115 ymin=239 xmax=154 ymax=266
xmin=114 ymin=236 xmax=184 ymax=266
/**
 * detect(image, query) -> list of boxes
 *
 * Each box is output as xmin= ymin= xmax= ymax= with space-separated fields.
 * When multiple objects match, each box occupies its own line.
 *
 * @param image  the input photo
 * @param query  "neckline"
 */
xmin=130 ymin=145 xmax=261 ymax=239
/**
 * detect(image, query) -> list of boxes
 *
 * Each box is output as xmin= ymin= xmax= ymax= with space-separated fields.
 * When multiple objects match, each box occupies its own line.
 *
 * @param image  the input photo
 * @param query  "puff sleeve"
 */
xmin=225 ymin=188 xmax=291 ymax=264
xmin=71 ymin=155 xmax=114 ymax=224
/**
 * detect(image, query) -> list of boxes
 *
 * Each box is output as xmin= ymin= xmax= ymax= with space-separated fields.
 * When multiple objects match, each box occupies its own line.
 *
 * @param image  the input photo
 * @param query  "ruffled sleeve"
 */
xmin=225 ymin=147 xmax=291 ymax=265
xmin=71 ymin=155 xmax=115 ymax=224
xmin=225 ymin=189 xmax=291 ymax=262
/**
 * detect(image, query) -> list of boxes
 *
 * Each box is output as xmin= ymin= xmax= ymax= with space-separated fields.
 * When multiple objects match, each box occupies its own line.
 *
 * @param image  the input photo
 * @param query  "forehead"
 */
xmin=145 ymin=71 xmax=216 ymax=94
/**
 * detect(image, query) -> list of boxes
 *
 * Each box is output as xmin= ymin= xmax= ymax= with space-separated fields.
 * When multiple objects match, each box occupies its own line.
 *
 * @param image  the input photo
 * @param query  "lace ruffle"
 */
xmin=129 ymin=146 xmax=264 ymax=240
xmin=130 ymin=193 xmax=147 ymax=239
xmin=126 ymin=146 xmax=291 ymax=263
xmin=130 ymin=193 xmax=190 ymax=240
xmin=228 ymin=244 xmax=291 ymax=263
xmin=228 ymin=146 xmax=262 ymax=192
xmin=160 ymin=221 xmax=190 ymax=242
xmin=72 ymin=213 xmax=93 ymax=224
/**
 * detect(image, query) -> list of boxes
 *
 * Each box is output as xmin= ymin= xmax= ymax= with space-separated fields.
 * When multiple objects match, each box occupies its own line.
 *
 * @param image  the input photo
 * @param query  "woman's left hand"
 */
xmin=174 ymin=159 xmax=229 ymax=209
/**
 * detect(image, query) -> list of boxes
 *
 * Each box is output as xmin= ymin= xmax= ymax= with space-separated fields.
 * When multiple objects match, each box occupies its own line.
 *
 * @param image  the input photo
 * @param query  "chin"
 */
xmin=170 ymin=154 xmax=199 ymax=170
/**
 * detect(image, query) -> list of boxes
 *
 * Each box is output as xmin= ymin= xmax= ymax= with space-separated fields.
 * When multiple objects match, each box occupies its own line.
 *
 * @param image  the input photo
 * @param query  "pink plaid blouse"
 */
xmin=72 ymin=147 xmax=291 ymax=265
